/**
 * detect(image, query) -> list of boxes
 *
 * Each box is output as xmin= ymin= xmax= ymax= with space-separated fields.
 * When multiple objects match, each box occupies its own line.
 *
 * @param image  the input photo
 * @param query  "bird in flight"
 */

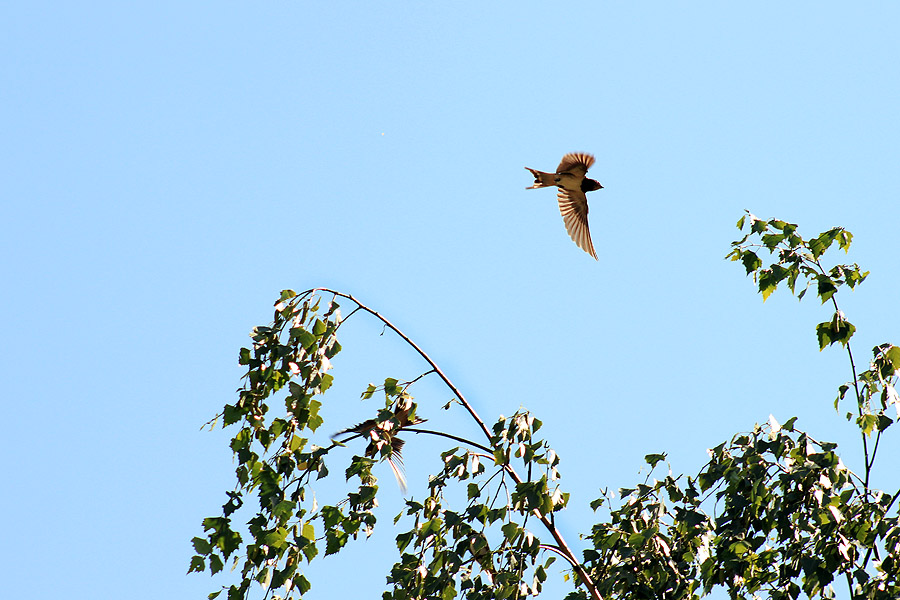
xmin=332 ymin=398 xmax=425 ymax=494
xmin=525 ymin=153 xmax=603 ymax=260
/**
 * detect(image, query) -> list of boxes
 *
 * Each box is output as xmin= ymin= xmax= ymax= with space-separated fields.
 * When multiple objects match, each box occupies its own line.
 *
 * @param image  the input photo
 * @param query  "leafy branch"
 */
xmin=190 ymin=287 xmax=601 ymax=600
xmin=723 ymin=212 xmax=900 ymax=594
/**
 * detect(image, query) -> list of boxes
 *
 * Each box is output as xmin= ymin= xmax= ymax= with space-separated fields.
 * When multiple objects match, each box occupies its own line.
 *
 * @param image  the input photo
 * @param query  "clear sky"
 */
xmin=4 ymin=2 xmax=900 ymax=599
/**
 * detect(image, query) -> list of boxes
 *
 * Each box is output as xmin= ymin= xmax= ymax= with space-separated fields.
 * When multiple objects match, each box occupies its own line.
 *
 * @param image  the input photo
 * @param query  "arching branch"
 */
xmin=305 ymin=288 xmax=604 ymax=600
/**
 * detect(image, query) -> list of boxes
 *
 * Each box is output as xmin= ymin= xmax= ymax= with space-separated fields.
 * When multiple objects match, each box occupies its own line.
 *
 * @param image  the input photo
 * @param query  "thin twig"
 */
xmin=403 ymin=369 xmax=437 ymax=388
xmin=404 ymin=428 xmax=494 ymax=454
xmin=538 ymin=543 xmax=580 ymax=569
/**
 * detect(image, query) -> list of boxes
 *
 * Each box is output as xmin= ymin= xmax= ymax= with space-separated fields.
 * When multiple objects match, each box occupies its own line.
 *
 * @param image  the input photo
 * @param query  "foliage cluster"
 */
xmin=190 ymin=214 xmax=900 ymax=600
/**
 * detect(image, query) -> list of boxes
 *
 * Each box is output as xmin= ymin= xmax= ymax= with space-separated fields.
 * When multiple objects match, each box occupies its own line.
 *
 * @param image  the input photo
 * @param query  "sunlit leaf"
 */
xmin=644 ymin=453 xmax=666 ymax=468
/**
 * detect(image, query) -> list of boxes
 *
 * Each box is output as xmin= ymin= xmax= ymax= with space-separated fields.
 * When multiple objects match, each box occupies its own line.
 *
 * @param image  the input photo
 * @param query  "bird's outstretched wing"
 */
xmin=333 ymin=405 xmax=425 ymax=494
xmin=557 ymin=188 xmax=598 ymax=260
xmin=556 ymin=153 xmax=595 ymax=178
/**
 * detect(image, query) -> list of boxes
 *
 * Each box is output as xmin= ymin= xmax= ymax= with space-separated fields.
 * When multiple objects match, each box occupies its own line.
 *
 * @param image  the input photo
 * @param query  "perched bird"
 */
xmin=525 ymin=153 xmax=603 ymax=260
xmin=332 ymin=399 xmax=425 ymax=493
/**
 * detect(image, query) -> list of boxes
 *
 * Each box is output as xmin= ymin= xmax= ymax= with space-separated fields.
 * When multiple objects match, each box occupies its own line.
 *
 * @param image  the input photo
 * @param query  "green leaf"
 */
xmin=501 ymin=522 xmax=521 ymax=542
xmin=832 ymin=315 xmax=857 ymax=348
xmin=289 ymin=435 xmax=306 ymax=452
xmin=816 ymin=322 xmax=833 ymax=351
xmin=222 ymin=404 xmax=242 ymax=427
xmin=301 ymin=540 xmax=318 ymax=562
xmin=313 ymin=318 xmax=327 ymax=336
xmin=317 ymin=374 xmax=334 ymax=394
xmin=264 ymin=527 xmax=288 ymax=548
xmin=294 ymin=574 xmax=311 ymax=594
xmin=858 ymin=414 xmax=878 ymax=436
xmin=384 ymin=378 xmax=400 ymax=396
xmin=885 ymin=346 xmax=900 ymax=374
xmin=815 ymin=315 xmax=856 ymax=350
xmin=835 ymin=384 xmax=849 ymax=409
xmin=444 ymin=510 xmax=461 ymax=527
xmin=188 ymin=555 xmax=205 ymax=573
xmin=288 ymin=381 xmax=305 ymax=398
xmin=816 ymin=276 xmax=838 ymax=304
xmin=322 ymin=506 xmax=343 ymax=529
xmin=644 ymin=453 xmax=666 ymax=468
xmin=293 ymin=327 xmax=317 ymax=350
xmin=202 ymin=517 xmax=242 ymax=558
xmin=192 ymin=536 xmax=211 ymax=555
xmin=209 ymin=554 xmax=224 ymax=575
xmin=785 ymin=266 xmax=799 ymax=293
xmin=346 ymin=455 xmax=375 ymax=481
xmin=809 ymin=229 xmax=839 ymax=258
xmin=325 ymin=339 xmax=342 ymax=358
xmin=238 ymin=347 xmax=251 ymax=365
xmin=396 ymin=531 xmax=414 ymax=552
xmin=762 ymin=233 xmax=785 ymax=249
xmin=467 ymin=483 xmax=480 ymax=500
xmin=627 ymin=528 xmax=656 ymax=548
xmin=759 ymin=269 xmax=778 ymax=301
xmin=741 ymin=251 xmax=762 ymax=274
xmin=730 ymin=540 xmax=750 ymax=556
xmin=361 ymin=383 xmax=377 ymax=399
xmin=837 ymin=229 xmax=853 ymax=252
xmin=325 ymin=530 xmax=348 ymax=555
xmin=736 ymin=215 xmax=746 ymax=230
xmin=421 ymin=518 xmax=443 ymax=536
xmin=269 ymin=418 xmax=286 ymax=439
xmin=273 ymin=501 xmax=295 ymax=522
xmin=441 ymin=583 xmax=458 ymax=600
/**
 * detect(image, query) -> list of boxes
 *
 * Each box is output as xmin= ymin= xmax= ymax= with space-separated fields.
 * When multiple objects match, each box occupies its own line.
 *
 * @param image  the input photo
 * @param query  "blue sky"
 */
xmin=4 ymin=2 xmax=900 ymax=598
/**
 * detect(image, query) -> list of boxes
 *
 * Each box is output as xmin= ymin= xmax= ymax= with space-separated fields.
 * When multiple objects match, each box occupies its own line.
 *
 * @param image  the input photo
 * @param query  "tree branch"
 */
xmin=312 ymin=288 xmax=495 ymax=444
xmin=405 ymin=427 xmax=494 ymax=454
xmin=815 ymin=259 xmax=870 ymax=495
xmin=304 ymin=288 xmax=604 ymax=600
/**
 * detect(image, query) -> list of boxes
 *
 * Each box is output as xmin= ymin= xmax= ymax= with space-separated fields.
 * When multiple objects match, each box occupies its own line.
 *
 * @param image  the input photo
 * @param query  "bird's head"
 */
xmin=582 ymin=178 xmax=604 ymax=193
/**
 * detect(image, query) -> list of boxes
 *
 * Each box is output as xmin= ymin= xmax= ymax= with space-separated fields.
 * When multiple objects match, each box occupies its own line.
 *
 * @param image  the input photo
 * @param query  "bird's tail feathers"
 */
xmin=525 ymin=167 xmax=557 ymax=189
xmin=387 ymin=438 xmax=408 ymax=494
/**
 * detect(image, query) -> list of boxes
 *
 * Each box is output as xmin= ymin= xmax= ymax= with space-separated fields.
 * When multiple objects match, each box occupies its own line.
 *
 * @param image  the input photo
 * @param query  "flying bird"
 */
xmin=332 ymin=399 xmax=425 ymax=494
xmin=525 ymin=153 xmax=603 ymax=260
